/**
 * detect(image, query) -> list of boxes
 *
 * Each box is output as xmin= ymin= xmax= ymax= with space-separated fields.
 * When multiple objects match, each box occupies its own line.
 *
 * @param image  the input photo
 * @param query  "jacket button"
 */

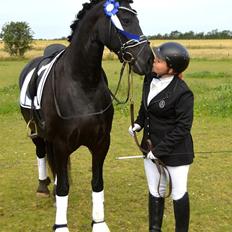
xmin=147 ymin=125 xmax=149 ymax=127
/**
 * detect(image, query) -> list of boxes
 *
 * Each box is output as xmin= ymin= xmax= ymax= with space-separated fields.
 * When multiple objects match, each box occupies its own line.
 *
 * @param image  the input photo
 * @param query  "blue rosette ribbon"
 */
xmin=103 ymin=0 xmax=140 ymax=41
xmin=104 ymin=0 xmax=120 ymax=17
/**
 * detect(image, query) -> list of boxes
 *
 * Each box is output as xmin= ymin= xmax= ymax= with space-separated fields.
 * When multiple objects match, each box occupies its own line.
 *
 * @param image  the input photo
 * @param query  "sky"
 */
xmin=0 ymin=0 xmax=231 ymax=39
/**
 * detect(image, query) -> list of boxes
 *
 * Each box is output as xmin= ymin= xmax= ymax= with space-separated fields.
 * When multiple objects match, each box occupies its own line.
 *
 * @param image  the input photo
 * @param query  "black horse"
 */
xmin=19 ymin=0 xmax=152 ymax=231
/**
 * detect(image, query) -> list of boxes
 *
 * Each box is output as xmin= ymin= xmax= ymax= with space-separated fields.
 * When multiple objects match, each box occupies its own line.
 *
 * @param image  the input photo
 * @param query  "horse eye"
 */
xmin=121 ymin=18 xmax=130 ymax=25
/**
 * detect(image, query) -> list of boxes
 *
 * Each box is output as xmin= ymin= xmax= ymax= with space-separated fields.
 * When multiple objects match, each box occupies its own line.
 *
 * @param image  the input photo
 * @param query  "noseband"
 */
xmin=118 ymin=35 xmax=149 ymax=64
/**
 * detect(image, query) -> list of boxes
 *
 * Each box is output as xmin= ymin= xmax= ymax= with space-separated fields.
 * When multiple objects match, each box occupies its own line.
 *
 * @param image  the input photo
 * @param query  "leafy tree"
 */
xmin=0 ymin=21 xmax=33 ymax=57
xmin=170 ymin=30 xmax=182 ymax=39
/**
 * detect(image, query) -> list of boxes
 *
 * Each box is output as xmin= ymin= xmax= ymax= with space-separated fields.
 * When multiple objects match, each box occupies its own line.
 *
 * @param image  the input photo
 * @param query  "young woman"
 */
xmin=129 ymin=42 xmax=194 ymax=232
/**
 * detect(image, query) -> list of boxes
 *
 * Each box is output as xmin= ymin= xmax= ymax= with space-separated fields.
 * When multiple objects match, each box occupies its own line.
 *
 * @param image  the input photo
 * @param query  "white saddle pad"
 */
xmin=20 ymin=50 xmax=64 ymax=109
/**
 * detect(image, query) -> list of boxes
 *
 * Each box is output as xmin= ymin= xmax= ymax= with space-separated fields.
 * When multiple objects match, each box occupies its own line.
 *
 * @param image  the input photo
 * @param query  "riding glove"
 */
xmin=146 ymin=151 xmax=158 ymax=160
xmin=128 ymin=123 xmax=141 ymax=137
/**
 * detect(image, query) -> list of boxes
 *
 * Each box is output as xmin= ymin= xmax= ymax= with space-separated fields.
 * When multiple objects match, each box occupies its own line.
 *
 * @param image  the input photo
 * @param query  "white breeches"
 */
xmin=144 ymin=159 xmax=190 ymax=200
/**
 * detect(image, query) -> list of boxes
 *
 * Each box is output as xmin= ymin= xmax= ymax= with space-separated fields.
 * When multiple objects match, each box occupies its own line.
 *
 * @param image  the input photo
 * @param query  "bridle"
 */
xmin=104 ymin=1 xmax=149 ymax=65
xmin=104 ymin=0 xmax=149 ymax=103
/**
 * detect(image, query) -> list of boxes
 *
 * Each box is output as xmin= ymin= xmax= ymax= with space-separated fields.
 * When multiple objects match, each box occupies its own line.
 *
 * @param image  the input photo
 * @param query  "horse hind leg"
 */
xmin=32 ymin=137 xmax=51 ymax=197
xmin=90 ymin=135 xmax=111 ymax=232
xmin=47 ymin=141 xmax=70 ymax=232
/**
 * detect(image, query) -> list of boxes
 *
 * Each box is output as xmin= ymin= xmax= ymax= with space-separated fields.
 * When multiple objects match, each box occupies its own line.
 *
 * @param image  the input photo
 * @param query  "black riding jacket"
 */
xmin=135 ymin=73 xmax=194 ymax=166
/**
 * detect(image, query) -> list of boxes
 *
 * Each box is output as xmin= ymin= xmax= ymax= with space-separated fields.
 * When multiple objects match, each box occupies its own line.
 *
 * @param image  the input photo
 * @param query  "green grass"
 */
xmin=0 ymin=60 xmax=28 ymax=87
xmin=0 ymin=58 xmax=232 ymax=231
xmin=0 ymin=84 xmax=20 ymax=115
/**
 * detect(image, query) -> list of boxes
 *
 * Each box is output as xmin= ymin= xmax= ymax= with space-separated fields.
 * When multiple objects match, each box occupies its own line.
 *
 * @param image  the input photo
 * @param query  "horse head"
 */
xmin=99 ymin=0 xmax=153 ymax=75
xmin=69 ymin=0 xmax=153 ymax=76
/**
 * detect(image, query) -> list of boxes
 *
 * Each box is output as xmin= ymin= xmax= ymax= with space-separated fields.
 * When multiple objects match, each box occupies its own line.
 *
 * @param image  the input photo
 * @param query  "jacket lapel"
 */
xmin=148 ymin=76 xmax=178 ymax=107
xmin=142 ymin=75 xmax=153 ymax=110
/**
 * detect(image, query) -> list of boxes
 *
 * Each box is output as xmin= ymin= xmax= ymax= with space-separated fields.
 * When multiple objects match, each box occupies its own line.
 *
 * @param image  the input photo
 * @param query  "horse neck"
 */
xmin=66 ymin=34 xmax=105 ymax=85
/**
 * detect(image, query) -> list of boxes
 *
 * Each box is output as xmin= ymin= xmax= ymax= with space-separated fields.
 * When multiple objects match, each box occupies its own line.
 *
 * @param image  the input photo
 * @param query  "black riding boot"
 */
xmin=173 ymin=192 xmax=190 ymax=232
xmin=149 ymin=193 xmax=164 ymax=232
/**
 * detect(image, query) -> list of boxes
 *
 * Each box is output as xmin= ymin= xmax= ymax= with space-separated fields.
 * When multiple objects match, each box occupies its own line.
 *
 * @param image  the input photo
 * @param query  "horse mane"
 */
xmin=68 ymin=0 xmax=133 ymax=42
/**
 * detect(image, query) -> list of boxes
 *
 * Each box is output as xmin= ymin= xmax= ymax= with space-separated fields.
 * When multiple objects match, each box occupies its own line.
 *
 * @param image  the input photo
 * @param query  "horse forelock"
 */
xmin=67 ymin=0 xmax=133 ymax=42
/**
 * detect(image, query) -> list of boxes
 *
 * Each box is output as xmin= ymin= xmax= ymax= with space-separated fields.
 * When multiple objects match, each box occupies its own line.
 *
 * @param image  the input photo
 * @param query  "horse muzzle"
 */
xmin=118 ymin=36 xmax=153 ymax=75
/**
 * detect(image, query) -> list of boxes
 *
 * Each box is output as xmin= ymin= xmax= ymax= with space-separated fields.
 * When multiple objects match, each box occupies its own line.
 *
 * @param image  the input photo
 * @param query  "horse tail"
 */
xmin=46 ymin=142 xmax=56 ymax=180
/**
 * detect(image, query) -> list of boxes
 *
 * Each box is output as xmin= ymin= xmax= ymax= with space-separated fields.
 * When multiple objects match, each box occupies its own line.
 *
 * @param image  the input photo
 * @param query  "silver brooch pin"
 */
xmin=159 ymin=100 xmax=165 ymax=108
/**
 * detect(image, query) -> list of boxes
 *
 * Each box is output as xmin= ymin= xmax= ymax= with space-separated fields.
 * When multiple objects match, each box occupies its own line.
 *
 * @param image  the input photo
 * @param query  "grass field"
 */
xmin=0 ymin=40 xmax=232 ymax=231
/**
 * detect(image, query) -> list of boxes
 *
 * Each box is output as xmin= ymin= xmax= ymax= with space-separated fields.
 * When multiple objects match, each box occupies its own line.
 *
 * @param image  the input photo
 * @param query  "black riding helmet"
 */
xmin=154 ymin=42 xmax=190 ymax=74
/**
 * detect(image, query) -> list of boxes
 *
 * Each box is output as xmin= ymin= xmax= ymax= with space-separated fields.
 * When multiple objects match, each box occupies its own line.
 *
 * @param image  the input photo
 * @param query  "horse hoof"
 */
xmin=36 ymin=177 xmax=51 ymax=197
xmin=92 ymin=222 xmax=110 ymax=232
xmin=36 ymin=191 xmax=50 ymax=197
xmin=55 ymin=228 xmax=69 ymax=232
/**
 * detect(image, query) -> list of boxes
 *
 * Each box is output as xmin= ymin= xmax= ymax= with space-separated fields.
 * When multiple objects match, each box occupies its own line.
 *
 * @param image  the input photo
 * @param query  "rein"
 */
xmin=108 ymin=62 xmax=131 ymax=104
xmin=52 ymin=57 xmax=138 ymax=120
xmin=106 ymin=5 xmax=171 ymax=191
xmin=129 ymin=69 xmax=172 ymax=198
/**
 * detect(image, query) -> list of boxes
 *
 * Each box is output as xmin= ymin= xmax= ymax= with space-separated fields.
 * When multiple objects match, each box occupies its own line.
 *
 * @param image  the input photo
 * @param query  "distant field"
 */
xmin=0 ymin=40 xmax=69 ymax=59
xmin=150 ymin=39 xmax=232 ymax=60
xmin=0 ymin=39 xmax=231 ymax=60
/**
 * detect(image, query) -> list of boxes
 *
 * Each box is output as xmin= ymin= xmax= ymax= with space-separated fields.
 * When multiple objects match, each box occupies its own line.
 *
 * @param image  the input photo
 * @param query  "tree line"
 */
xmin=148 ymin=29 xmax=232 ymax=40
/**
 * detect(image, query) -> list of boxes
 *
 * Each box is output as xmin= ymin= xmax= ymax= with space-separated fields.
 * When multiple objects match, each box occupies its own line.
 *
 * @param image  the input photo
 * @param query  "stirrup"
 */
xmin=26 ymin=119 xmax=38 ymax=138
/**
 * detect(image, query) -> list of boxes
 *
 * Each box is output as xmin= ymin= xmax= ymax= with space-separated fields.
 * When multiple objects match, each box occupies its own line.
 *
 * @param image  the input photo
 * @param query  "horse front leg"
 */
xmin=90 ymin=135 xmax=111 ymax=232
xmin=50 ymin=143 xmax=70 ymax=232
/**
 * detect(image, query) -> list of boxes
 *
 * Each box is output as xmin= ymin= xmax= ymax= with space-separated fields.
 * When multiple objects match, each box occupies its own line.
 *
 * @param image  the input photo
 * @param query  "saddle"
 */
xmin=20 ymin=44 xmax=66 ymax=137
xmin=20 ymin=44 xmax=66 ymax=110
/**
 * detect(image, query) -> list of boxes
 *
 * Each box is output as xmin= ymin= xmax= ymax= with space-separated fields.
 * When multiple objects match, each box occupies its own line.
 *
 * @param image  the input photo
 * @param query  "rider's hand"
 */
xmin=146 ymin=151 xmax=157 ymax=160
xmin=128 ymin=123 xmax=141 ymax=137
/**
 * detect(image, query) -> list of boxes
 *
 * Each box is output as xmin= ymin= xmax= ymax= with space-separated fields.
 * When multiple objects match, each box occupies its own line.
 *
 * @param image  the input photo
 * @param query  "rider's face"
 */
xmin=152 ymin=58 xmax=171 ymax=76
